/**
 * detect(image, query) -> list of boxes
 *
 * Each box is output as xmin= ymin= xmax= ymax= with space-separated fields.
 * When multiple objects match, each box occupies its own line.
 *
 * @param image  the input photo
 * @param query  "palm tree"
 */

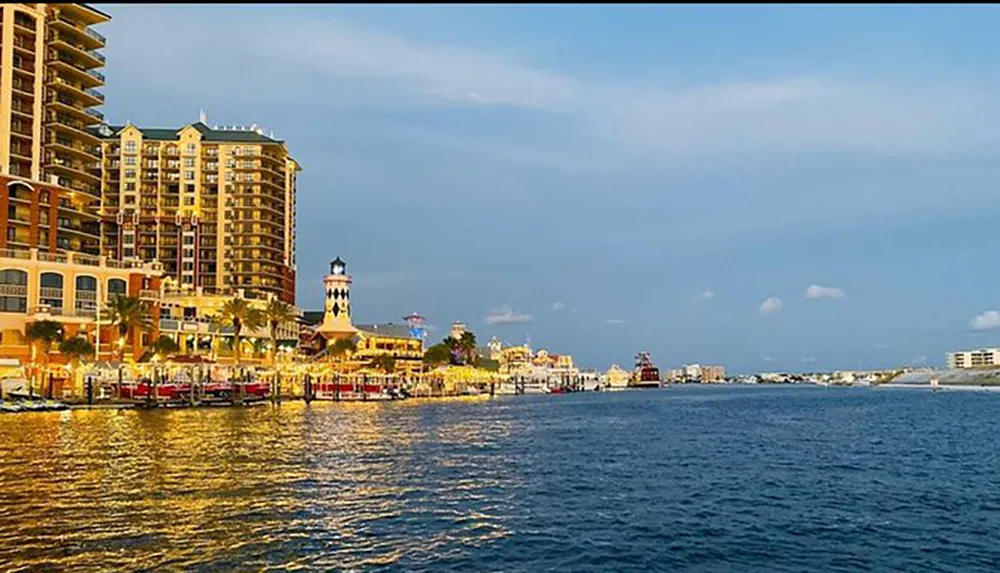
xmin=369 ymin=355 xmax=396 ymax=374
xmin=59 ymin=336 xmax=94 ymax=400
xmin=25 ymin=320 xmax=64 ymax=398
xmin=104 ymin=294 xmax=154 ymax=360
xmin=104 ymin=295 xmax=153 ymax=399
xmin=217 ymin=297 xmax=264 ymax=404
xmin=262 ymin=299 xmax=297 ymax=365
xmin=459 ymin=332 xmax=478 ymax=366
xmin=328 ymin=337 xmax=357 ymax=363
xmin=144 ymin=335 xmax=179 ymax=362
xmin=442 ymin=336 xmax=461 ymax=365
xmin=218 ymin=297 xmax=264 ymax=364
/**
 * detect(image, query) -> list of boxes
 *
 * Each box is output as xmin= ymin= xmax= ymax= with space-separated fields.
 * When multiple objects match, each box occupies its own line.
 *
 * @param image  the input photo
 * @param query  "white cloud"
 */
xmin=605 ymin=318 xmax=625 ymax=325
xmin=759 ymin=297 xmax=783 ymax=314
xmin=701 ymin=290 xmax=715 ymax=300
xmin=484 ymin=305 xmax=534 ymax=325
xmin=801 ymin=356 xmax=816 ymax=364
xmin=873 ymin=343 xmax=889 ymax=350
xmin=570 ymin=307 xmax=580 ymax=314
xmin=552 ymin=301 xmax=567 ymax=311
xmin=762 ymin=356 xmax=774 ymax=362
xmin=971 ymin=310 xmax=1000 ymax=331
xmin=805 ymin=285 xmax=845 ymax=300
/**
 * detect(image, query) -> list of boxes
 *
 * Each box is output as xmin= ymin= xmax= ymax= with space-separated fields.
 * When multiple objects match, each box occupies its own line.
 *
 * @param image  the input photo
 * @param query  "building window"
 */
xmin=184 ymin=197 xmax=195 ymax=206
xmin=124 ymin=141 xmax=137 ymax=153
xmin=108 ymin=278 xmax=127 ymax=299
xmin=125 ymin=182 xmax=136 ymax=191
xmin=75 ymin=276 xmax=98 ymax=316
xmin=184 ymin=157 xmax=195 ymax=168
xmin=185 ymin=171 xmax=194 ymax=180
xmin=186 ymin=143 xmax=196 ymax=154
xmin=125 ymin=169 xmax=136 ymax=179
xmin=0 ymin=270 xmax=27 ymax=313
xmin=125 ymin=155 xmax=136 ymax=166
xmin=39 ymin=272 xmax=64 ymax=311
xmin=182 ymin=235 xmax=194 ymax=245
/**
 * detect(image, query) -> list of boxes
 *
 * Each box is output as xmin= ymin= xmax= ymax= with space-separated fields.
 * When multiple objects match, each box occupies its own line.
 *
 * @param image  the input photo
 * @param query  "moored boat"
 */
xmin=630 ymin=351 xmax=662 ymax=388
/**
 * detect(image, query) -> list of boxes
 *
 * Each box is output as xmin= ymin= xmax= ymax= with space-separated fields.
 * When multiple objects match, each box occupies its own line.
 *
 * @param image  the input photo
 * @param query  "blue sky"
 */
xmin=96 ymin=4 xmax=1000 ymax=373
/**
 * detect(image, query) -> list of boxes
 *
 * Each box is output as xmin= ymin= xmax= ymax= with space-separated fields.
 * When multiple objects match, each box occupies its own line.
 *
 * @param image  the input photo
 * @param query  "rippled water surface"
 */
xmin=3 ymin=385 xmax=1000 ymax=572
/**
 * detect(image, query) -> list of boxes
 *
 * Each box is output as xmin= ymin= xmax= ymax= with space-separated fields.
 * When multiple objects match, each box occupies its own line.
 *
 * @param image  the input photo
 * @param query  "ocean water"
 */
xmin=1 ymin=385 xmax=999 ymax=572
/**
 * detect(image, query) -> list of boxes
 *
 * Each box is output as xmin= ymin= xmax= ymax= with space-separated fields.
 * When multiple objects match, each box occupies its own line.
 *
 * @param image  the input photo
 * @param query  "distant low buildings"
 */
xmin=664 ymin=363 xmax=726 ymax=382
xmin=946 ymin=348 xmax=1000 ymax=370
xmin=701 ymin=365 xmax=726 ymax=383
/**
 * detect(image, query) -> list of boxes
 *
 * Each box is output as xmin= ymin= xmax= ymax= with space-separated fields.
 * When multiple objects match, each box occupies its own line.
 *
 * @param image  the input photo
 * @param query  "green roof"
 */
xmin=88 ymin=122 xmax=284 ymax=144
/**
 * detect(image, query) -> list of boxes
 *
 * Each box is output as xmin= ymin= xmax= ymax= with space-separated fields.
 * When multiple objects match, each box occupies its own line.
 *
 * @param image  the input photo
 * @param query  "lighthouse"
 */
xmin=316 ymin=256 xmax=358 ymax=339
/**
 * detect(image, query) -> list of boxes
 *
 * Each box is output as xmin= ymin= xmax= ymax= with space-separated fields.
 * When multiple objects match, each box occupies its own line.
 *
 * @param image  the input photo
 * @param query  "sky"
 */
xmin=95 ymin=4 xmax=1000 ymax=373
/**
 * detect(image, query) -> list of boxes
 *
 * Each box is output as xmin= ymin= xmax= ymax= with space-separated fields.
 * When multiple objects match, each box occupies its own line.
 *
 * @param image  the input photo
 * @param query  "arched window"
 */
xmin=0 ymin=269 xmax=28 ymax=313
xmin=108 ymin=278 xmax=127 ymax=299
xmin=75 ymin=275 xmax=97 ymax=316
xmin=39 ymin=272 xmax=64 ymax=312
xmin=7 ymin=182 xmax=32 ymax=202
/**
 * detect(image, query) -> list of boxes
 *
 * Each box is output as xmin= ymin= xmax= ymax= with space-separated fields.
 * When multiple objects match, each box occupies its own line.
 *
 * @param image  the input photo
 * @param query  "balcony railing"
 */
xmin=39 ymin=288 xmax=63 ymax=300
xmin=84 ymin=108 xmax=103 ymax=121
xmin=88 ymin=50 xmax=106 ymax=64
xmin=87 ymin=69 xmax=105 ymax=83
xmin=84 ymin=87 xmax=104 ymax=102
xmin=86 ymin=28 xmax=106 ymax=44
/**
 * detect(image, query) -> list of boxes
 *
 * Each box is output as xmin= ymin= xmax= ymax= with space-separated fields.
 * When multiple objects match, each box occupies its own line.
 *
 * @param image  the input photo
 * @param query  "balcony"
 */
xmin=51 ymin=16 xmax=104 ymax=50
xmin=12 ymin=36 xmax=36 ymax=56
xmin=46 ymin=95 xmax=100 ymax=125
xmin=49 ymin=35 xmax=105 ymax=69
xmin=10 ymin=101 xmax=34 ymax=119
xmin=9 ymin=144 xmax=33 ymax=161
xmin=50 ymin=157 xmax=101 ymax=184
xmin=46 ymin=114 xmax=101 ymax=144
xmin=46 ymin=138 xmax=98 ymax=163
xmin=48 ymin=77 xmax=103 ymax=107
xmin=139 ymin=289 xmax=160 ymax=300
xmin=11 ymin=79 xmax=35 ymax=96
xmin=14 ymin=16 xmax=37 ymax=34
xmin=50 ymin=59 xmax=103 ymax=88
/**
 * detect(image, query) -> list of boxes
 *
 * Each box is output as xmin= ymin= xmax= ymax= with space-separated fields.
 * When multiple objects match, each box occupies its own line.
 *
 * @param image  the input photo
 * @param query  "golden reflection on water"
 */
xmin=0 ymin=399 xmax=520 ymax=571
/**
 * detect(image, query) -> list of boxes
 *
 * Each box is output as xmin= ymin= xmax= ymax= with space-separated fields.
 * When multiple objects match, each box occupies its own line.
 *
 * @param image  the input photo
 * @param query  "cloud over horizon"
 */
xmin=484 ymin=305 xmax=534 ymax=325
xmin=805 ymin=285 xmax=846 ymax=300
xmin=701 ymin=290 xmax=715 ymax=300
xmin=759 ymin=297 xmax=783 ymax=314
xmin=971 ymin=310 xmax=1000 ymax=331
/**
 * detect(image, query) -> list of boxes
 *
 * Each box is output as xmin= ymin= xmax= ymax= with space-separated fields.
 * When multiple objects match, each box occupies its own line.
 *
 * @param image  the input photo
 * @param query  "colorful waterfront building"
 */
xmin=0 ymin=247 xmax=162 ymax=363
xmin=353 ymin=323 xmax=424 ymax=376
xmin=156 ymin=287 xmax=299 ymax=362
xmin=0 ymin=3 xmax=110 ymax=257
xmin=89 ymin=118 xmax=300 ymax=304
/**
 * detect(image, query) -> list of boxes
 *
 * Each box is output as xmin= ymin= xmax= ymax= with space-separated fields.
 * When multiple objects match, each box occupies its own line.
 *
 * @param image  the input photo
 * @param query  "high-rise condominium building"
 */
xmin=90 ymin=121 xmax=300 ymax=304
xmin=0 ymin=3 xmax=109 ymax=255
